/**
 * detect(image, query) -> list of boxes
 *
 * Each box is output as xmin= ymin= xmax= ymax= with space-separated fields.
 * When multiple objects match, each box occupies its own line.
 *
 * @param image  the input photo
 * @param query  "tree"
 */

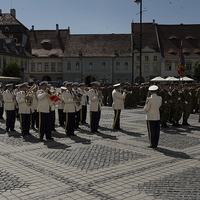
xmin=2 ymin=61 xmax=22 ymax=78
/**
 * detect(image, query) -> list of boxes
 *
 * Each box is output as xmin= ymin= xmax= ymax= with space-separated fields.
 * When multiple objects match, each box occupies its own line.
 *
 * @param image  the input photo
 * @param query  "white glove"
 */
xmin=189 ymin=92 xmax=192 ymax=96
xmin=178 ymin=91 xmax=182 ymax=93
xmin=168 ymin=92 xmax=172 ymax=96
xmin=185 ymin=101 xmax=188 ymax=104
xmin=165 ymin=101 xmax=167 ymax=104
xmin=178 ymin=97 xmax=181 ymax=100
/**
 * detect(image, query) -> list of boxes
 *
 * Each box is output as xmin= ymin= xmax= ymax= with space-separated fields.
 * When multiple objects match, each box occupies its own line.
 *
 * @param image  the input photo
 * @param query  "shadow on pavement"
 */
xmin=155 ymin=147 xmax=191 ymax=159
xmin=70 ymin=135 xmax=91 ymax=144
xmin=43 ymin=140 xmax=71 ymax=149
xmin=95 ymin=131 xmax=118 ymax=140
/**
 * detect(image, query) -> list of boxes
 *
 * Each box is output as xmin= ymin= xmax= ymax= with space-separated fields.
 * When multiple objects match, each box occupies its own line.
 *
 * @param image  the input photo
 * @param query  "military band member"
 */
xmin=144 ymin=85 xmax=162 ymax=148
xmin=37 ymin=81 xmax=52 ymax=141
xmin=56 ymin=86 xmax=66 ymax=127
xmin=13 ymin=84 xmax=20 ymax=119
xmin=96 ymin=82 xmax=103 ymax=128
xmin=30 ymin=86 xmax=39 ymax=129
xmin=79 ymin=83 xmax=88 ymax=124
xmin=112 ymin=83 xmax=126 ymax=130
xmin=16 ymin=82 xmax=31 ymax=135
xmin=62 ymin=82 xmax=76 ymax=137
xmin=89 ymin=82 xmax=101 ymax=133
xmin=0 ymin=83 xmax=3 ymax=119
xmin=3 ymin=83 xmax=16 ymax=132
xmin=73 ymin=82 xmax=82 ymax=129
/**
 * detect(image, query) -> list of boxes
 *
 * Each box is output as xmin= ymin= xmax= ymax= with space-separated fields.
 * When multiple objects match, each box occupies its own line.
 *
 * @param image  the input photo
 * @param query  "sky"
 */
xmin=0 ymin=0 xmax=199 ymax=34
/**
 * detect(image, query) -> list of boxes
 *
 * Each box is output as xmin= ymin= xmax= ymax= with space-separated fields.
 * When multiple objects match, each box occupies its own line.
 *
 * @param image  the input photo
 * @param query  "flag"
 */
xmin=48 ymin=91 xmax=61 ymax=102
xmin=178 ymin=41 xmax=186 ymax=77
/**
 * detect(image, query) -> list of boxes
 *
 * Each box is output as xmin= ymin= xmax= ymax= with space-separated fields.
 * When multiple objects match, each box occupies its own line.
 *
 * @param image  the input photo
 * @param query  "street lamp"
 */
xmin=135 ymin=0 xmax=142 ymax=84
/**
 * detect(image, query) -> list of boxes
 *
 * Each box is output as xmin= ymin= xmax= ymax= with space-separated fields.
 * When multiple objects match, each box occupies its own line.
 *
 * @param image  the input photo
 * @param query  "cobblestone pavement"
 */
xmin=0 ymin=106 xmax=200 ymax=200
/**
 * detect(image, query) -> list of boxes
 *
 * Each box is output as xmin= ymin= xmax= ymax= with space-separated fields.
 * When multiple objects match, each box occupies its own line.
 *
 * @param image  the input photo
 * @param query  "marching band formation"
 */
xmin=0 ymin=80 xmax=200 ymax=142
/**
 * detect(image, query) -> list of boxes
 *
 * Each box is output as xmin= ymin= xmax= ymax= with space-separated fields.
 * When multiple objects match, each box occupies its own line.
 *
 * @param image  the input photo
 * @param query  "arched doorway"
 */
xmin=42 ymin=76 xmax=52 ymax=81
xmin=135 ymin=76 xmax=145 ymax=83
xmin=85 ymin=75 xmax=96 ymax=86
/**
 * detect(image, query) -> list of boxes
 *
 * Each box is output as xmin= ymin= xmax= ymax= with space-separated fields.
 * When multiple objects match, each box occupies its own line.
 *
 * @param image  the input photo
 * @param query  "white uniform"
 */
xmin=88 ymin=89 xmax=101 ymax=112
xmin=36 ymin=89 xmax=50 ymax=113
xmin=16 ymin=91 xmax=31 ymax=114
xmin=62 ymin=90 xmax=76 ymax=113
xmin=144 ymin=94 xmax=162 ymax=120
xmin=3 ymin=90 xmax=15 ymax=111
xmin=112 ymin=89 xmax=126 ymax=110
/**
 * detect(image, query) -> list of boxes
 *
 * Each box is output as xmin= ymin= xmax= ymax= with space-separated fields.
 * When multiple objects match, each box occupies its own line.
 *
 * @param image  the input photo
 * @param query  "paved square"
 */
xmin=0 ymin=106 xmax=200 ymax=200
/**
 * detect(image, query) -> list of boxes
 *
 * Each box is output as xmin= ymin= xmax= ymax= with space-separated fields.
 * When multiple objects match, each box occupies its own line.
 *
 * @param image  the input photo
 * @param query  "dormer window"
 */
xmin=168 ymin=35 xmax=179 ymax=40
xmin=152 ymin=42 xmax=158 ymax=49
xmin=135 ymin=42 xmax=140 ymax=49
xmin=5 ymin=27 xmax=9 ymax=32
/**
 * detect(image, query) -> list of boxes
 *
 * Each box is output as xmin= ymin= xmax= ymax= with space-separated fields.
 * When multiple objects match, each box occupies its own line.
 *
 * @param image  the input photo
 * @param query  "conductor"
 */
xmin=144 ymin=85 xmax=162 ymax=148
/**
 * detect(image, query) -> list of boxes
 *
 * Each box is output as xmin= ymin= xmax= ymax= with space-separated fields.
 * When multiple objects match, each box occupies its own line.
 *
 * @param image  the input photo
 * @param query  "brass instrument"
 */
xmin=25 ymin=84 xmax=38 ymax=106
xmin=72 ymin=90 xmax=82 ymax=106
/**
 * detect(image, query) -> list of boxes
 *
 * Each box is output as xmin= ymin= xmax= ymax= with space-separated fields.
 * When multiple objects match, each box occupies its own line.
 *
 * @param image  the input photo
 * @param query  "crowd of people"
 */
xmin=0 ymin=80 xmax=199 ymax=143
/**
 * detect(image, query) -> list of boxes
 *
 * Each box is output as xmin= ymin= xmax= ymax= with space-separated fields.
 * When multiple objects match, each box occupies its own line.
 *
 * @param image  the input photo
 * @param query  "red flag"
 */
xmin=178 ymin=41 xmax=186 ymax=77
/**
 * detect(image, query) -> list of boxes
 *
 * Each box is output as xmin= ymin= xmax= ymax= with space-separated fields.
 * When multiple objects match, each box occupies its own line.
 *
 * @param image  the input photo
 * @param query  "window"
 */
xmin=153 ymin=65 xmax=158 ymax=73
xmin=31 ymin=64 xmax=35 ymax=72
xmin=124 ymin=62 xmax=128 ymax=70
xmin=3 ymin=57 xmax=6 ymax=69
xmin=186 ymin=63 xmax=192 ymax=71
xmin=58 ymin=63 xmax=62 ymax=72
xmin=5 ymin=27 xmax=9 ymax=32
xmin=25 ymin=77 xmax=27 ymax=82
xmin=165 ymin=63 xmax=171 ymax=71
xmin=136 ymin=56 xmax=140 ymax=61
xmin=136 ymin=66 xmax=140 ymax=73
xmin=76 ymin=62 xmax=80 ymax=70
xmin=2 ymin=43 xmax=6 ymax=50
xmin=21 ymin=60 xmax=23 ymax=69
xmin=89 ymin=62 xmax=93 ymax=70
xmin=116 ymin=62 xmax=120 ymax=70
xmin=57 ymin=77 xmax=63 ymax=85
xmin=44 ymin=63 xmax=49 ymax=72
xmin=145 ymin=56 xmax=149 ymax=61
xmin=144 ymin=65 xmax=149 ymax=73
xmin=25 ymin=61 xmax=27 ymax=71
xmin=102 ymin=62 xmax=106 ymax=70
xmin=67 ymin=62 xmax=71 ymax=70
xmin=51 ymin=63 xmax=56 ymax=72
xmin=153 ymin=56 xmax=157 ymax=61
xmin=37 ymin=63 xmax=42 ymax=72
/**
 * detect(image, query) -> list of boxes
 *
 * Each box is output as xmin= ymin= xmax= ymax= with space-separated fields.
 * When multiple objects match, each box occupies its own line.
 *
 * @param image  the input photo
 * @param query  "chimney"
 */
xmin=0 ymin=30 xmax=2 ymax=39
xmin=153 ymin=19 xmax=155 ymax=24
xmin=32 ymin=25 xmax=34 ymax=30
xmin=10 ymin=8 xmax=16 ymax=18
xmin=56 ymin=24 xmax=59 ymax=35
xmin=68 ymin=26 xmax=70 ymax=34
xmin=0 ymin=9 xmax=2 ymax=16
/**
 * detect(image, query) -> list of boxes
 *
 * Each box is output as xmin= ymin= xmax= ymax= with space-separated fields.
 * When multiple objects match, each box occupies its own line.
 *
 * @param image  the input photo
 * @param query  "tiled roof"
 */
xmin=64 ymin=23 xmax=159 ymax=57
xmin=0 ymin=13 xmax=28 ymax=30
xmin=157 ymin=24 xmax=200 ymax=59
xmin=64 ymin=34 xmax=131 ymax=57
xmin=29 ymin=29 xmax=69 ymax=57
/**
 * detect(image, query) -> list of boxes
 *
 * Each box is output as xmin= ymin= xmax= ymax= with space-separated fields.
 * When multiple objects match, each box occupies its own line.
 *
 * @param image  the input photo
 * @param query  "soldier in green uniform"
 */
xmin=171 ymin=83 xmax=183 ymax=126
xmin=159 ymin=83 xmax=171 ymax=128
xmin=102 ymin=84 xmax=108 ymax=106
xmin=195 ymin=84 xmax=200 ymax=122
xmin=107 ymin=84 xmax=113 ymax=106
xmin=181 ymin=83 xmax=192 ymax=125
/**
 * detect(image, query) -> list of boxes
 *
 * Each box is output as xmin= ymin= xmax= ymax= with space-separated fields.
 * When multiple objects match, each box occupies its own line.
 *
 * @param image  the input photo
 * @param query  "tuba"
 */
xmin=25 ymin=84 xmax=38 ymax=106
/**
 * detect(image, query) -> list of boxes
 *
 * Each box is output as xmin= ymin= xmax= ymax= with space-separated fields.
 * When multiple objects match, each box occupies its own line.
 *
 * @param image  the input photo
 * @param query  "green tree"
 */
xmin=2 ymin=61 xmax=22 ymax=78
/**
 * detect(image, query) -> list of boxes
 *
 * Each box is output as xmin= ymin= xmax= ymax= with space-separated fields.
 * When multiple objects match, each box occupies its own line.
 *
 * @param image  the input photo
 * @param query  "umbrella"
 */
xmin=180 ymin=76 xmax=194 ymax=82
xmin=165 ymin=76 xmax=179 ymax=81
xmin=0 ymin=76 xmax=21 ymax=82
xmin=150 ymin=76 xmax=165 ymax=82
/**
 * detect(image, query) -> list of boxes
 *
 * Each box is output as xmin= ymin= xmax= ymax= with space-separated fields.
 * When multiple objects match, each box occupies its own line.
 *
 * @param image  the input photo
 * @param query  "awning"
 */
xmin=0 ymin=76 xmax=21 ymax=82
xmin=150 ymin=76 xmax=166 ymax=82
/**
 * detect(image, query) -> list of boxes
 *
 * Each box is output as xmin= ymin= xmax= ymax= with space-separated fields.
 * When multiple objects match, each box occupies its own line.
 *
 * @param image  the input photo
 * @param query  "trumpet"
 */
xmin=121 ymin=89 xmax=132 ymax=94
xmin=72 ymin=90 xmax=82 ymax=106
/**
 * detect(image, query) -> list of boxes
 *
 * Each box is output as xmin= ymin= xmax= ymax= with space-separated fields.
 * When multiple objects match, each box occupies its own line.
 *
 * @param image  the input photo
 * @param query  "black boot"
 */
xmin=176 ymin=121 xmax=181 ymax=126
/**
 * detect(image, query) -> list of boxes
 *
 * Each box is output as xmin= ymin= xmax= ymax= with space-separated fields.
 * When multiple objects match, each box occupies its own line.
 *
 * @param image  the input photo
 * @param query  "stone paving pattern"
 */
xmin=0 ymin=106 xmax=199 ymax=200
